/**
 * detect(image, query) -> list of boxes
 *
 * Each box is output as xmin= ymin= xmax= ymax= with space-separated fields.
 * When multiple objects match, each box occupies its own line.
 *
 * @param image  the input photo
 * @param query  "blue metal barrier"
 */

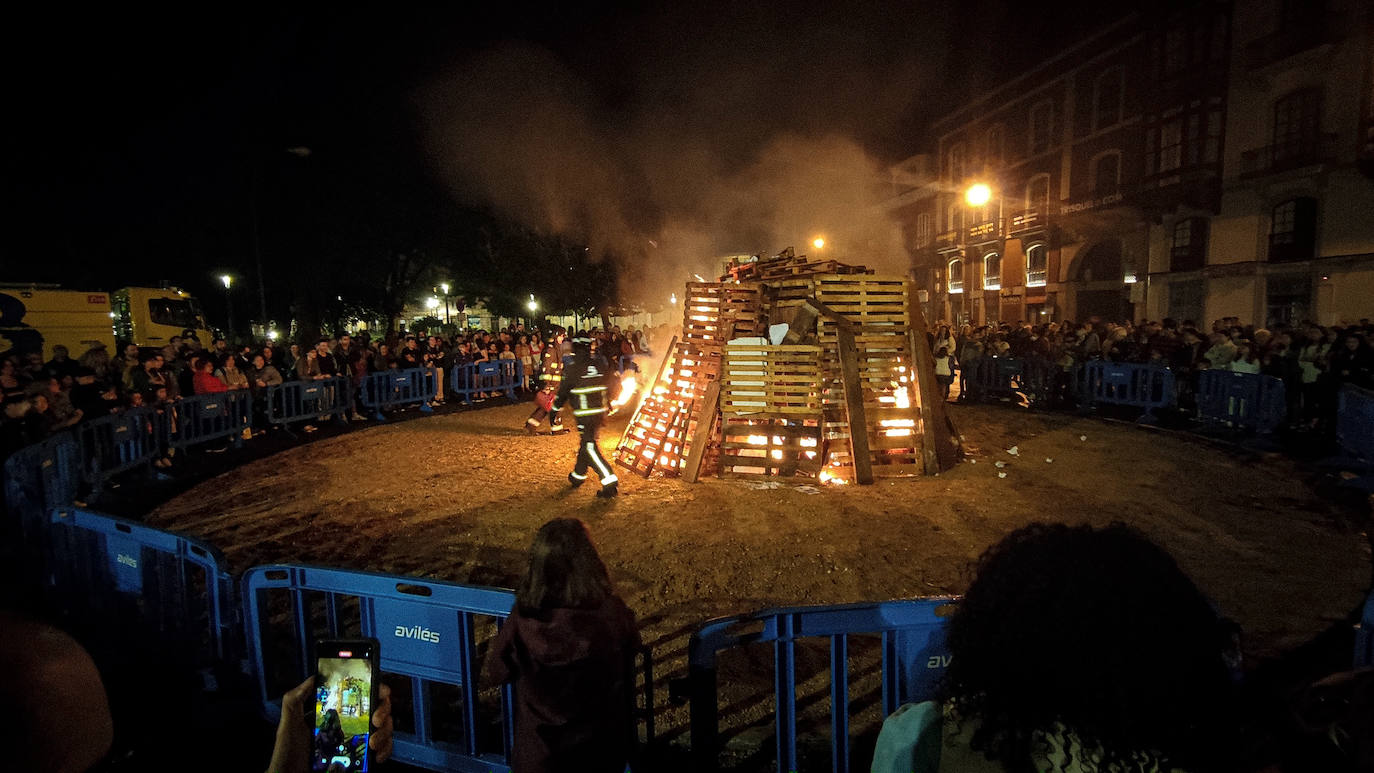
xmin=965 ymin=357 xmax=1022 ymax=402
xmin=168 ymin=390 xmax=254 ymax=450
xmin=48 ymin=508 xmax=237 ymax=687
xmin=1195 ymin=370 xmax=1287 ymax=434
xmin=1356 ymin=587 xmax=1374 ymax=669
xmin=2 ymin=433 xmax=81 ymax=564
xmin=242 ymin=564 xmax=518 ymax=771
xmin=450 ymin=360 xmax=523 ymax=404
xmin=76 ymin=406 xmax=165 ymax=493
xmin=1074 ymin=361 xmax=1176 ymax=423
xmin=688 ymin=597 xmax=958 ymax=773
xmin=1336 ymin=384 xmax=1374 ymax=464
xmin=359 ymin=367 xmax=437 ymax=421
xmin=266 ymin=376 xmax=352 ymax=435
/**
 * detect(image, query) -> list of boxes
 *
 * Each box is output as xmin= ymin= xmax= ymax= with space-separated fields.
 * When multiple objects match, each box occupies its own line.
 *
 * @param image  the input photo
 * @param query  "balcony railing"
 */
xmin=1245 ymin=14 xmax=1340 ymax=70
xmin=1008 ymin=206 xmax=1049 ymax=234
xmin=966 ymin=218 xmax=1000 ymax=243
xmin=936 ymin=230 xmax=961 ymax=250
xmin=1239 ymin=133 xmax=1340 ymax=178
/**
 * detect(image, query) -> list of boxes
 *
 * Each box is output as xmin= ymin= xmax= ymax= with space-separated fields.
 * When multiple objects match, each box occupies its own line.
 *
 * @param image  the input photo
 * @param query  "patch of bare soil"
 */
xmin=149 ymin=402 xmax=1371 ymax=765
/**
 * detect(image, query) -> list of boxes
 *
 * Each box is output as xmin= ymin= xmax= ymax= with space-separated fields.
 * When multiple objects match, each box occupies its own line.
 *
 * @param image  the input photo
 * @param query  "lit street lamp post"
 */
xmin=220 ymin=274 xmax=235 ymax=339
xmin=440 ymin=283 xmax=451 ymax=325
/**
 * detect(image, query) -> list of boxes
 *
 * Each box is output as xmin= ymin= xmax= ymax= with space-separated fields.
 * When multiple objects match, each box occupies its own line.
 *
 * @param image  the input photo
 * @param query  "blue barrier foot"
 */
xmin=420 ymin=403 xmax=434 ymax=413
xmin=372 ymin=411 xmax=387 ymax=422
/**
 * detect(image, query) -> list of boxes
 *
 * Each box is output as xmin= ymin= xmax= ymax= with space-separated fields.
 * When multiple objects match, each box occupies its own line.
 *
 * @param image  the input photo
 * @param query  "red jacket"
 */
xmin=193 ymin=370 xmax=228 ymax=395
xmin=484 ymin=596 xmax=641 ymax=773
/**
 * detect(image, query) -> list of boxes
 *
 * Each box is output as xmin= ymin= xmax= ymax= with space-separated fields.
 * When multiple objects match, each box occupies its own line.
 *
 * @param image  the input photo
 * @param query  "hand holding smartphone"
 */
xmin=312 ymin=639 xmax=380 ymax=773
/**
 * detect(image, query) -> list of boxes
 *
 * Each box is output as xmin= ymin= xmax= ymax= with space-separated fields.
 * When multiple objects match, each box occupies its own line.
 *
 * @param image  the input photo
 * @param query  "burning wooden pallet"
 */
xmin=613 ymin=266 xmax=959 ymax=483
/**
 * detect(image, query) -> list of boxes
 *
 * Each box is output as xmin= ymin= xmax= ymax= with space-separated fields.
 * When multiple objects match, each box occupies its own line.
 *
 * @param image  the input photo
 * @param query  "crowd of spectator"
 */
xmin=0 ymin=323 xmax=657 ymax=463
xmin=939 ymin=316 xmax=1374 ymax=428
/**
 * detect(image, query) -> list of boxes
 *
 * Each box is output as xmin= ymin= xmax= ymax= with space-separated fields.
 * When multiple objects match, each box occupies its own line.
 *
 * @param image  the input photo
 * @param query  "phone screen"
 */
xmin=313 ymin=643 xmax=375 ymax=772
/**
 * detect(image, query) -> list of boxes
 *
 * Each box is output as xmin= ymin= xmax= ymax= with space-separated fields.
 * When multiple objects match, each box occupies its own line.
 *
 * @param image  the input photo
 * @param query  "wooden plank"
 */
xmin=905 ymin=281 xmax=960 ymax=473
xmin=682 ymin=381 xmax=720 ymax=483
xmin=835 ymin=324 xmax=874 ymax=485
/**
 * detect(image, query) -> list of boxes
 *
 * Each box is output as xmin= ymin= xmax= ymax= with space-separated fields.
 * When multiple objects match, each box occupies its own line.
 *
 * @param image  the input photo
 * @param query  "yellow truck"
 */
xmin=110 ymin=286 xmax=214 ymax=348
xmin=0 ymin=284 xmax=213 ymax=360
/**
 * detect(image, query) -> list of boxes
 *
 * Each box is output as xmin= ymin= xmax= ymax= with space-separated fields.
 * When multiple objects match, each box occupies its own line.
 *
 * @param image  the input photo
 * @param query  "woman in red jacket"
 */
xmin=191 ymin=356 xmax=228 ymax=395
xmin=484 ymin=518 xmax=641 ymax=773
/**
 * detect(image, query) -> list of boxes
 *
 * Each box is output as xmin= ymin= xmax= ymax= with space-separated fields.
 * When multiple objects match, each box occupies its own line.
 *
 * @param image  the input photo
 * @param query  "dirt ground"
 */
xmin=149 ymin=401 xmax=1372 ymax=763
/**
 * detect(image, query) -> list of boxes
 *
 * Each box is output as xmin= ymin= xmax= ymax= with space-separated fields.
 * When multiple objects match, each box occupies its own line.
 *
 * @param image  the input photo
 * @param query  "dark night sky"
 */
xmin=1 ymin=1 xmax=1121 ymax=313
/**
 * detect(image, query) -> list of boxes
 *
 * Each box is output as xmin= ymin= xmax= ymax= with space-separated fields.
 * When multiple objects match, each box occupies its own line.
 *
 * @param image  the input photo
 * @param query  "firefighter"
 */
xmin=524 ymin=329 xmax=569 ymax=435
xmin=554 ymin=334 xmax=619 ymax=498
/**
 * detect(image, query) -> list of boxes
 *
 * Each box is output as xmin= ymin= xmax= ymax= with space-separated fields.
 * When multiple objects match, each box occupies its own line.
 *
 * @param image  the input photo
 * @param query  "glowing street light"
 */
xmin=220 ymin=274 xmax=233 ymax=289
xmin=964 ymin=183 xmax=992 ymax=207
xmin=425 ymin=296 xmax=440 ymax=310
xmin=670 ymin=292 xmax=677 ymax=306
xmin=219 ymin=274 xmax=235 ymax=338
xmin=813 ymin=237 xmax=825 ymax=250
xmin=527 ymin=294 xmax=538 ymax=313
xmin=439 ymin=282 xmax=450 ymax=295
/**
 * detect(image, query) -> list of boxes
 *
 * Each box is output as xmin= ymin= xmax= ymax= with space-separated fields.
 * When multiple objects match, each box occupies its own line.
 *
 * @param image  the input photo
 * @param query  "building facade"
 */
xmin=894 ymin=0 xmax=1374 ymax=328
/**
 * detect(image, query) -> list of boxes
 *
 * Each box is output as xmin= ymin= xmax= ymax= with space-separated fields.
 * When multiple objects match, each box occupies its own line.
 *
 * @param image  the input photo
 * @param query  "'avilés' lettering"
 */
xmin=926 ymin=655 xmax=952 ymax=668
xmin=394 ymin=625 xmax=441 ymax=644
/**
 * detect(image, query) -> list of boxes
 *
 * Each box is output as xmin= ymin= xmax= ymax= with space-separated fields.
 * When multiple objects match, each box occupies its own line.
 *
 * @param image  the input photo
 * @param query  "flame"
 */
xmin=819 ymin=469 xmax=849 ymax=486
xmin=610 ymin=375 xmax=639 ymax=410
xmin=770 ymin=449 xmax=784 ymax=460
xmin=894 ymin=386 xmax=911 ymax=410
xmin=746 ymin=434 xmax=768 ymax=445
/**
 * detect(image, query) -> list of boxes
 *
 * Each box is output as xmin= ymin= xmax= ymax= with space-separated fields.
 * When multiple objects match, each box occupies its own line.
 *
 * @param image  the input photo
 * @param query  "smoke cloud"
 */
xmin=418 ymin=3 xmax=950 ymax=305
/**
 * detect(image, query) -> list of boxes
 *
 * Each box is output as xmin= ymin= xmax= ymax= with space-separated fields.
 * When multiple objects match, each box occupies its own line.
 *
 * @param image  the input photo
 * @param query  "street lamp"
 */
xmin=813 ymin=237 xmax=825 ymax=250
xmin=220 ymin=274 xmax=235 ymax=339
xmin=425 ymin=296 xmax=440 ymax=311
xmin=526 ymin=294 xmax=538 ymax=313
xmin=439 ymin=283 xmax=451 ymax=324
xmin=964 ymin=183 xmax=993 ymax=207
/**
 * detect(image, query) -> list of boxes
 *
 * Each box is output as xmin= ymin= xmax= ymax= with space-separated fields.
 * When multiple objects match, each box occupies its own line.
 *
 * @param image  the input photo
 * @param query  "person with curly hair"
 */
xmin=875 ymin=522 xmax=1248 ymax=773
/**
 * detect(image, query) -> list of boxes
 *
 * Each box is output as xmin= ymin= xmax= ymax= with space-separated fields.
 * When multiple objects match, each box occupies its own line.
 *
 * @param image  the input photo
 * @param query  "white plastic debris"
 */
xmin=1045 ymin=458 xmax=1054 ymax=463
xmin=968 ymin=458 xmax=976 ymax=464
xmin=995 ymin=461 xmax=1006 ymax=468
xmin=1080 ymin=435 xmax=1087 ymax=441
xmin=1007 ymin=446 xmax=1019 ymax=456
xmin=998 ymin=472 xmax=1007 ymax=479
xmin=794 ymin=485 xmax=821 ymax=495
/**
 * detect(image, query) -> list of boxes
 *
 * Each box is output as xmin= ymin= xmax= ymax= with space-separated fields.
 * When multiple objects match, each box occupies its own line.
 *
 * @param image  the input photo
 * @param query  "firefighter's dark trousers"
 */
xmin=569 ymin=415 xmax=617 ymax=488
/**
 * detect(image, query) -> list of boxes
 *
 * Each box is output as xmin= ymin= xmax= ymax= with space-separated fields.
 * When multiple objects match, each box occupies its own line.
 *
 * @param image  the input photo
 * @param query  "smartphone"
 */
xmin=312 ymin=638 xmax=380 ymax=772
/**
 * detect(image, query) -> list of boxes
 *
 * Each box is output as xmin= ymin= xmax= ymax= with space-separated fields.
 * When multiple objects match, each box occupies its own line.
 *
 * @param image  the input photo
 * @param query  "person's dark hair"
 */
xmin=515 ymin=518 xmax=614 ymax=614
xmin=939 ymin=522 xmax=1240 ymax=773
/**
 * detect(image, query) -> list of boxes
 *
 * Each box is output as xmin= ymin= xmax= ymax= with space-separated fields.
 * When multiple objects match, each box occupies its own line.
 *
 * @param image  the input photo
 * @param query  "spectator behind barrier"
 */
xmin=483 ymin=518 xmax=642 ymax=773
xmin=874 ymin=522 xmax=1250 ymax=773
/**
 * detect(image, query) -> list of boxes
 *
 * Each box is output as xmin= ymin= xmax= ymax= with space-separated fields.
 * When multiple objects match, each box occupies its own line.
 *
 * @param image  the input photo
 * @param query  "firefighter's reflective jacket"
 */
xmin=554 ymin=353 xmax=612 ymax=418
xmin=539 ymin=343 xmax=565 ymax=390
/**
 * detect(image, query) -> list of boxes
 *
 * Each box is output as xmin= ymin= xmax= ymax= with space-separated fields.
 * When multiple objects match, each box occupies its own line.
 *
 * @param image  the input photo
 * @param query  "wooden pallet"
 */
xmin=814 ymin=274 xmax=911 ymax=331
xmin=717 ymin=413 xmax=825 ymax=478
xmin=682 ymin=282 xmax=767 ymax=347
xmin=613 ymin=339 xmax=725 ymax=478
xmin=720 ymin=344 xmax=823 ymax=415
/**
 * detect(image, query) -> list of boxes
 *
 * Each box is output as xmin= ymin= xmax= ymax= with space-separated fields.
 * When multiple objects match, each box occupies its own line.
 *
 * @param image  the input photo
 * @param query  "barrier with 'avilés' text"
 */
xmin=266 ymin=376 xmax=352 ymax=434
xmin=1194 ymin=370 xmax=1287 ymax=434
xmin=687 ymin=597 xmax=958 ymax=773
xmin=451 ymin=360 xmax=522 ymax=404
xmin=1073 ymin=361 xmax=1176 ymax=423
xmin=167 ymin=390 xmax=254 ymax=450
xmin=358 ymin=367 xmax=437 ymax=421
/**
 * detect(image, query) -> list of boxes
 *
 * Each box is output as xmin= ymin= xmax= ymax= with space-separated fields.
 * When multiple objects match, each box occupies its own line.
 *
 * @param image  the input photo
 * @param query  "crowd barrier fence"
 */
xmin=266 ymin=376 xmax=353 ymax=435
xmin=2 ymin=433 xmax=81 ymax=562
xmin=76 ymin=406 xmax=165 ymax=494
xmin=963 ymin=357 xmax=1021 ymax=402
xmin=359 ymin=367 xmax=437 ymax=421
xmin=167 ymin=390 xmax=254 ymax=450
xmin=48 ymin=507 xmax=237 ymax=688
xmin=1073 ymin=361 xmax=1177 ymax=423
xmin=687 ymin=597 xmax=958 ymax=773
xmin=1336 ymin=384 xmax=1374 ymax=464
xmin=1357 ymin=588 xmax=1374 ymax=669
xmin=450 ymin=360 xmax=523 ymax=404
xmin=1194 ymin=370 xmax=1288 ymax=434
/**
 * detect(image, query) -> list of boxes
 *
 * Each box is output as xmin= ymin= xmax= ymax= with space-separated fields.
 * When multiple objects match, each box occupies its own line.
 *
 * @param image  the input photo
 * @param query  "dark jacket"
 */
xmin=554 ymin=353 xmax=611 ymax=419
xmin=484 ymin=596 xmax=641 ymax=773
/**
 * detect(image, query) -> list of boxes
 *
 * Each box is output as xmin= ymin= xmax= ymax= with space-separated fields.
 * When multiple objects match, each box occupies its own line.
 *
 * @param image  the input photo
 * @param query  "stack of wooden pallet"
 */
xmin=723 ymin=251 xmax=871 ymax=283
xmin=715 ymin=343 xmax=825 ymax=478
xmin=613 ymin=283 xmax=768 ymax=479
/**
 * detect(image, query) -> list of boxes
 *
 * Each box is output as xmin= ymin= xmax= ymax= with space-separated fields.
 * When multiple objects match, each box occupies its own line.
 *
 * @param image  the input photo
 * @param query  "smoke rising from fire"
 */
xmin=419 ymin=4 xmax=949 ymax=304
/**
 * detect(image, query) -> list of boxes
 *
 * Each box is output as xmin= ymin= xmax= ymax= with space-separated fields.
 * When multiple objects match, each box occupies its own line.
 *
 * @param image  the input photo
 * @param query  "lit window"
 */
xmin=948 ymin=258 xmax=965 ymax=294
xmin=983 ymin=253 xmax=1001 ymax=290
xmin=1026 ymin=244 xmax=1048 ymax=287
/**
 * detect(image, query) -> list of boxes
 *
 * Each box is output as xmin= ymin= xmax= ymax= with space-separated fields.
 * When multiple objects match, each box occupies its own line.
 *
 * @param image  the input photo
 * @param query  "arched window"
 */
xmin=1093 ymin=67 xmax=1124 ymax=130
xmin=1092 ymin=152 xmax=1121 ymax=195
xmin=1026 ymin=244 xmax=1048 ymax=287
xmin=1025 ymin=174 xmax=1051 ymax=214
xmin=1029 ymin=101 xmax=1055 ymax=154
xmin=1269 ymin=197 xmax=1318 ymax=262
xmin=985 ymin=125 xmax=1005 ymax=168
xmin=948 ymin=258 xmax=965 ymax=294
xmin=947 ymin=143 xmax=966 ymax=182
xmin=983 ymin=253 xmax=1002 ymax=290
